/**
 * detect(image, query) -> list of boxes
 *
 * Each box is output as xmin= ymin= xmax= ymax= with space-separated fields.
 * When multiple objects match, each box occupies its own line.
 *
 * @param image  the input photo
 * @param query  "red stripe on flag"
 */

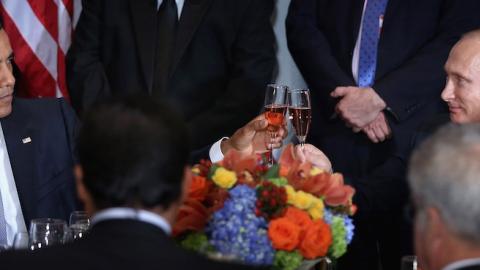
xmin=57 ymin=49 xmax=70 ymax=99
xmin=27 ymin=0 xmax=58 ymax=41
xmin=0 ymin=7 xmax=57 ymax=98
xmin=62 ymin=0 xmax=74 ymax=18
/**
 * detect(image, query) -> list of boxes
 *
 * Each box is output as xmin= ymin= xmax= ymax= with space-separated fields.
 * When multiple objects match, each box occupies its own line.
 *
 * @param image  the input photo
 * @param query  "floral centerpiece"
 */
xmin=174 ymin=145 xmax=356 ymax=270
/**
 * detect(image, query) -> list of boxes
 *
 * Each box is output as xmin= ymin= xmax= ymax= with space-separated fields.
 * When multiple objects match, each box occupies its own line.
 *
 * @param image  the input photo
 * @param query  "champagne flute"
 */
xmin=287 ymin=89 xmax=312 ymax=148
xmin=264 ymin=84 xmax=288 ymax=165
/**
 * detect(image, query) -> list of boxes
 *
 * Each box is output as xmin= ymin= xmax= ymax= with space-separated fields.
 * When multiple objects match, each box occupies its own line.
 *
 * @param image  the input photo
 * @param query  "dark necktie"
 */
xmin=153 ymin=0 xmax=178 ymax=94
xmin=358 ymin=0 xmax=389 ymax=87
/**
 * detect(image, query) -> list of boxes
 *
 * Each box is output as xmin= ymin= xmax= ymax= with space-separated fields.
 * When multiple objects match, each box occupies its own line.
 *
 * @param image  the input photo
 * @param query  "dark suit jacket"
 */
xmin=0 ymin=219 xmax=266 ymax=270
xmin=67 ymin=0 xmax=275 ymax=149
xmin=286 ymin=1 xmax=479 ymax=269
xmin=1 ymin=98 xmax=78 ymax=228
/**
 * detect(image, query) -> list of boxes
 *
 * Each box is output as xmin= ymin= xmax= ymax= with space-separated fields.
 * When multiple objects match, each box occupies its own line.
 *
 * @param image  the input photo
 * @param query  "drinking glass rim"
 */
xmin=30 ymin=218 xmax=67 ymax=225
xmin=287 ymin=88 xmax=310 ymax=93
xmin=267 ymin=83 xmax=289 ymax=89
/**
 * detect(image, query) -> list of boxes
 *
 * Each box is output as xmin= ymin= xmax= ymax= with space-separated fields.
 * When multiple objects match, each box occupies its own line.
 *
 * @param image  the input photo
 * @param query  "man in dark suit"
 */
xmin=409 ymin=124 xmax=480 ymax=270
xmin=286 ymin=1 xmax=480 ymax=269
xmin=0 ymin=96 xmax=265 ymax=270
xmin=0 ymin=24 xmax=77 ymax=248
xmin=67 ymin=0 xmax=275 ymax=149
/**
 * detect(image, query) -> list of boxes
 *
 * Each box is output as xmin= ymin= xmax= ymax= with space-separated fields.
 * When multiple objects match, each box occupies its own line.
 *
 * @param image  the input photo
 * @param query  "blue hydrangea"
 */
xmin=207 ymin=185 xmax=275 ymax=265
xmin=323 ymin=208 xmax=355 ymax=245
xmin=344 ymin=216 xmax=355 ymax=244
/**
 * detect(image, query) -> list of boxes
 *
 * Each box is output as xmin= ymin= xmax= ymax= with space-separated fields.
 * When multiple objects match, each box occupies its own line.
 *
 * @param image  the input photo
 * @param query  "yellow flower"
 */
xmin=285 ymin=185 xmax=296 ymax=204
xmin=308 ymin=199 xmax=325 ymax=220
xmin=291 ymin=191 xmax=315 ymax=210
xmin=310 ymin=167 xmax=325 ymax=176
xmin=211 ymin=167 xmax=237 ymax=189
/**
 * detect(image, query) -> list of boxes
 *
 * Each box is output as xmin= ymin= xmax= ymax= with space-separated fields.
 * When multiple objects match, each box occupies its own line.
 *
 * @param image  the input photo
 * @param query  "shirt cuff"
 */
xmin=209 ymin=137 xmax=229 ymax=163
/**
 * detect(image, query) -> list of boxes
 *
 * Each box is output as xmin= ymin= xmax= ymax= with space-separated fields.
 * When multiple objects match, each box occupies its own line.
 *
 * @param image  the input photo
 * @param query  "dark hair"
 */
xmin=77 ymin=95 xmax=190 ymax=210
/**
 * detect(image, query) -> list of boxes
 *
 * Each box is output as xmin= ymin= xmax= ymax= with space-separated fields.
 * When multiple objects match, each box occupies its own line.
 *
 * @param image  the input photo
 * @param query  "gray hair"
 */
xmin=408 ymin=123 xmax=480 ymax=243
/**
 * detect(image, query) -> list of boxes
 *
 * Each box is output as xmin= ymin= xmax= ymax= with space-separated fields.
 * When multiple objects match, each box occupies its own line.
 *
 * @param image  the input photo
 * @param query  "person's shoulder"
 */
xmin=13 ymin=97 xmax=70 ymax=114
xmin=14 ymin=97 xmax=76 ymax=119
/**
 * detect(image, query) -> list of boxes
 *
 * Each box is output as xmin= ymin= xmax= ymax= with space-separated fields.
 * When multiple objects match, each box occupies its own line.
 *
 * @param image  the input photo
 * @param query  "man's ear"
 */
xmin=426 ymin=207 xmax=448 ymax=256
xmin=74 ymin=165 xmax=93 ymax=215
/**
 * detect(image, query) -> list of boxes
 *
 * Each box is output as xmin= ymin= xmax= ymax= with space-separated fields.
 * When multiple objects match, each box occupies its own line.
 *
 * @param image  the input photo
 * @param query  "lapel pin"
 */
xmin=22 ymin=137 xmax=32 ymax=144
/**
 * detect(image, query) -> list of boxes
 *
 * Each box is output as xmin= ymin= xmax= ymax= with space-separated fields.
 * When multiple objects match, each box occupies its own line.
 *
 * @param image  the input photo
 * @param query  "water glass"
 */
xmin=29 ymin=218 xmax=67 ymax=250
xmin=401 ymin=255 xmax=418 ymax=270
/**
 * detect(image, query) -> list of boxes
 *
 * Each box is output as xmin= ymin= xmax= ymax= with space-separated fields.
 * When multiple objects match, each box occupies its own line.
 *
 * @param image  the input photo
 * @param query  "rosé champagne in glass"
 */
xmin=287 ymin=89 xmax=312 ymax=147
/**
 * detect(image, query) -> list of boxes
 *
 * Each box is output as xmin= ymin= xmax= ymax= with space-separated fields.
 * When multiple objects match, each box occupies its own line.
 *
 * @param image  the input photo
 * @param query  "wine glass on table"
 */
xmin=264 ymin=84 xmax=288 ymax=165
xmin=287 ymin=89 xmax=312 ymax=148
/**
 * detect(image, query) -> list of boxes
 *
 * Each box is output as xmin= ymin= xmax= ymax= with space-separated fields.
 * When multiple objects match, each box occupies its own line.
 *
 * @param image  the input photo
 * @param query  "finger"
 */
xmin=294 ymin=145 xmax=307 ymax=163
xmin=352 ymin=127 xmax=362 ymax=133
xmin=235 ymin=119 xmax=267 ymax=147
xmin=364 ymin=127 xmax=379 ymax=143
xmin=372 ymin=125 xmax=386 ymax=142
xmin=378 ymin=115 xmax=392 ymax=139
xmin=330 ymin=87 xmax=349 ymax=98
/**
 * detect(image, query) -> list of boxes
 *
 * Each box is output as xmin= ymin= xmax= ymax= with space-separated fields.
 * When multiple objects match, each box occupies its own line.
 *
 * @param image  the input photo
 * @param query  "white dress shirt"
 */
xmin=209 ymin=137 xmax=228 ymax=163
xmin=351 ymin=0 xmax=385 ymax=84
xmin=92 ymin=207 xmax=172 ymax=235
xmin=157 ymin=0 xmax=184 ymax=19
xmin=0 ymin=123 xmax=27 ymax=246
xmin=443 ymin=258 xmax=480 ymax=270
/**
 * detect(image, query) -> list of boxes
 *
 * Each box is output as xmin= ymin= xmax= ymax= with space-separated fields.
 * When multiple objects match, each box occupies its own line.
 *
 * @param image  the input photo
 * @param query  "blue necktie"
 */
xmin=0 ymin=191 xmax=7 ymax=246
xmin=358 ymin=0 xmax=389 ymax=87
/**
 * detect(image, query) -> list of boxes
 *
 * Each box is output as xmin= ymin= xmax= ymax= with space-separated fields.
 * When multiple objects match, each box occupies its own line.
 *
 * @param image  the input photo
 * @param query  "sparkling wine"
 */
xmin=265 ymin=104 xmax=287 ymax=131
xmin=289 ymin=107 xmax=312 ymax=142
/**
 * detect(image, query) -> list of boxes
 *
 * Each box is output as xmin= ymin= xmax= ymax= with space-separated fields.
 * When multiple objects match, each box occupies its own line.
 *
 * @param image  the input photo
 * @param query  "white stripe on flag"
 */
xmin=1 ymin=0 xmax=58 ymax=82
xmin=55 ymin=0 xmax=72 ymax=54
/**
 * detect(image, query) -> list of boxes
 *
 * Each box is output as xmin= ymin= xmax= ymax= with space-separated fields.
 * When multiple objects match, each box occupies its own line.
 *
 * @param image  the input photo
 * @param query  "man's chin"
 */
xmin=0 ymin=104 xmax=13 ymax=118
xmin=449 ymin=113 xmax=472 ymax=124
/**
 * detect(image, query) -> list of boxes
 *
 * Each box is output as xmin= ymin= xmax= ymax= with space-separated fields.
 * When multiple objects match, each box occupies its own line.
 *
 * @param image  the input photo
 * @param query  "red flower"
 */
xmin=173 ymin=199 xmax=209 ymax=236
xmin=188 ymin=175 xmax=211 ymax=202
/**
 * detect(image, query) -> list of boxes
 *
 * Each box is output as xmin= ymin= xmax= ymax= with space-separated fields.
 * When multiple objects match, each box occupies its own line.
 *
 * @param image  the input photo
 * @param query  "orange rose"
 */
xmin=299 ymin=219 xmax=332 ymax=259
xmin=283 ymin=207 xmax=313 ymax=235
xmin=268 ymin=217 xmax=301 ymax=251
xmin=188 ymin=175 xmax=210 ymax=201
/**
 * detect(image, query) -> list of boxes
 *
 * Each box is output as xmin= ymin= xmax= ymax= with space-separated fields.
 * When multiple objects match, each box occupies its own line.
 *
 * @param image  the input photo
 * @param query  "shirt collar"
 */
xmin=443 ymin=258 xmax=480 ymax=270
xmin=91 ymin=207 xmax=172 ymax=235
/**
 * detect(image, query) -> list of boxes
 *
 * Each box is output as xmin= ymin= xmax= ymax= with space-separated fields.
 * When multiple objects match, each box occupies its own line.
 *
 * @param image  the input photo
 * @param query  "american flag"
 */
xmin=0 ymin=0 xmax=82 ymax=99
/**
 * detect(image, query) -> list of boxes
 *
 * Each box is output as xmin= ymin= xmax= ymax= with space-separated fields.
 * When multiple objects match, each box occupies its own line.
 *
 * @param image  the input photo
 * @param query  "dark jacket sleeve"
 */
xmin=66 ymin=0 xmax=110 ymax=114
xmin=58 ymin=98 xmax=80 ymax=164
xmin=186 ymin=0 xmax=276 ymax=148
xmin=373 ymin=0 xmax=480 ymax=122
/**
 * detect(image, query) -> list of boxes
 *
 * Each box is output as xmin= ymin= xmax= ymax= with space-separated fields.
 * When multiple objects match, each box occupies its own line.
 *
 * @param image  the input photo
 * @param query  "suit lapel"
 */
xmin=350 ymin=0 xmax=366 ymax=51
xmin=170 ymin=0 xmax=213 ymax=75
xmin=376 ymin=0 xmax=401 ymax=79
xmin=129 ymin=0 xmax=157 ymax=93
xmin=1 ymin=100 xmax=37 ymax=225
